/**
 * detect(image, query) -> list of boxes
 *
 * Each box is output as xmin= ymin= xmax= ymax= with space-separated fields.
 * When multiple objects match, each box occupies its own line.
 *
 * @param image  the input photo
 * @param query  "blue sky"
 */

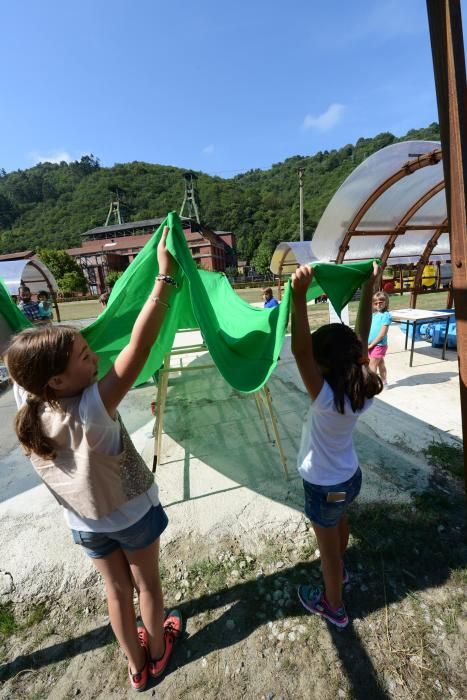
xmin=0 ymin=0 xmax=455 ymax=177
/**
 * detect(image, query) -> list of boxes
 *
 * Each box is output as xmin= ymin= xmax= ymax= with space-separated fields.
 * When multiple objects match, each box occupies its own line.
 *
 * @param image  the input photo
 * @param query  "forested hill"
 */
xmin=0 ymin=124 xmax=439 ymax=262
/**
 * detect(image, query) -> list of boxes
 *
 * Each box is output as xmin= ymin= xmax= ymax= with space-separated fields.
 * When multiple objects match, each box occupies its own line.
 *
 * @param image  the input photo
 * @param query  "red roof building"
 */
xmin=67 ymin=218 xmax=237 ymax=294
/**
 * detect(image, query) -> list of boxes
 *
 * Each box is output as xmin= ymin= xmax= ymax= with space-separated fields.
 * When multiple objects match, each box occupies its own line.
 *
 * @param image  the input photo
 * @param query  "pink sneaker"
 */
xmin=128 ymin=626 xmax=149 ymax=692
xmin=148 ymin=609 xmax=183 ymax=679
xmin=298 ymin=584 xmax=349 ymax=628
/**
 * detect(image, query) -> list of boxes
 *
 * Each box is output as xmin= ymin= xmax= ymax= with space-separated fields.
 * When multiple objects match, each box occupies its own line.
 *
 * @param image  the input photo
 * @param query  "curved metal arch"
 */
xmin=28 ymin=259 xmax=61 ymax=322
xmin=336 ymin=149 xmax=443 ymax=263
xmin=380 ymin=180 xmax=446 ymax=265
xmin=409 ymin=217 xmax=449 ymax=308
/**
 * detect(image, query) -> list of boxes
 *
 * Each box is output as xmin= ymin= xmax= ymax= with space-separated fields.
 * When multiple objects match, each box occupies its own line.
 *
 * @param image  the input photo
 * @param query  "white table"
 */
xmin=390 ymin=309 xmax=453 ymax=366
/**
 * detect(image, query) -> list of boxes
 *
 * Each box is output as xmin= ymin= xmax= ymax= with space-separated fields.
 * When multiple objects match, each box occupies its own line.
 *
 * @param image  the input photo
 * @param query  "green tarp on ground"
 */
xmin=83 ymin=212 xmax=375 ymax=393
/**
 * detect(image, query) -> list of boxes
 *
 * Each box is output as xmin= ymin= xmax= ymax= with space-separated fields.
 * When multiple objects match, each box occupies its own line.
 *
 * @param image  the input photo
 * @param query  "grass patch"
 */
xmin=186 ymin=550 xmax=257 ymax=593
xmin=24 ymin=603 xmax=48 ymax=628
xmin=423 ymin=441 xmax=464 ymax=478
xmin=0 ymin=603 xmax=17 ymax=637
xmin=57 ymin=299 xmax=101 ymax=322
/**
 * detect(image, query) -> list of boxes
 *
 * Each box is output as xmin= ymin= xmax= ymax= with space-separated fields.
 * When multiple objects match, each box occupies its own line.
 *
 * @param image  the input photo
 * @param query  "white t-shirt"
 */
xmin=297 ymin=380 xmax=372 ymax=486
xmin=14 ymin=382 xmax=158 ymax=532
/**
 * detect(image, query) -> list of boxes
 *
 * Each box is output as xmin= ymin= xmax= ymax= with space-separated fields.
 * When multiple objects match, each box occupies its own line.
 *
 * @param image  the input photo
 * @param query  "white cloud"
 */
xmin=202 ymin=144 xmax=215 ymax=155
xmin=29 ymin=150 xmax=73 ymax=165
xmin=303 ymin=103 xmax=346 ymax=132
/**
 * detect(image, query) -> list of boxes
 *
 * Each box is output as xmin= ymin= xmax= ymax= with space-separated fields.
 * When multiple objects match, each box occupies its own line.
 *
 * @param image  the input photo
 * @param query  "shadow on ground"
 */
xmin=159 ymin=353 xmax=440 ymax=510
xmin=2 ymin=350 xmax=465 ymax=698
xmin=387 ymin=371 xmax=458 ymax=388
xmin=2 ymin=493 xmax=465 ymax=700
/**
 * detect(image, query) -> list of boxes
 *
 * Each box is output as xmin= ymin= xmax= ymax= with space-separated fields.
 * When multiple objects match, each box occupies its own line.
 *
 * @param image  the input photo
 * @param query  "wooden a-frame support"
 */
xmin=151 ymin=333 xmax=289 ymax=479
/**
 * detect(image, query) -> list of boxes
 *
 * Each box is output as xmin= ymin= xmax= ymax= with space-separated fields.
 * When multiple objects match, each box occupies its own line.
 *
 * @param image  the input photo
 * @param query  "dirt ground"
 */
xmin=2 ymin=288 xmax=464 ymax=699
xmin=1 ymin=464 xmax=466 ymax=700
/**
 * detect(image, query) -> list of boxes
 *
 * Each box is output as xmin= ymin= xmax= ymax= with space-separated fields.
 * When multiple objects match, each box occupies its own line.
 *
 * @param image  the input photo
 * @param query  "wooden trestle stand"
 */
xmin=151 ymin=330 xmax=289 ymax=479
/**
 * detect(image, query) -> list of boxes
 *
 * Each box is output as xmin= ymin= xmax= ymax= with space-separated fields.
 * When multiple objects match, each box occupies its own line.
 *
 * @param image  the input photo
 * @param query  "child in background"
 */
xmin=99 ymin=291 xmax=110 ymax=308
xmin=17 ymin=285 xmax=41 ymax=324
xmin=262 ymin=287 xmax=279 ymax=308
xmin=37 ymin=290 xmax=53 ymax=322
xmin=7 ymin=227 xmax=182 ymax=691
xmin=368 ymin=291 xmax=392 ymax=385
xmin=291 ymin=262 xmax=382 ymax=628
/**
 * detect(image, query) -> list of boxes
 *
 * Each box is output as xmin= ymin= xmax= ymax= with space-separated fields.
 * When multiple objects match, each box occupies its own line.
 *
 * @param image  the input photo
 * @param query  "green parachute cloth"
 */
xmin=83 ymin=212 xmax=375 ymax=393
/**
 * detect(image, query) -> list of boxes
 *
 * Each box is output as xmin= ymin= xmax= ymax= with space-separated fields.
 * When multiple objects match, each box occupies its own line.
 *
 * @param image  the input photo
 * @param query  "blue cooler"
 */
xmin=399 ymin=321 xmax=426 ymax=340
xmin=431 ymin=310 xmax=457 ymax=350
xmin=447 ymin=322 xmax=457 ymax=349
xmin=431 ymin=322 xmax=447 ymax=348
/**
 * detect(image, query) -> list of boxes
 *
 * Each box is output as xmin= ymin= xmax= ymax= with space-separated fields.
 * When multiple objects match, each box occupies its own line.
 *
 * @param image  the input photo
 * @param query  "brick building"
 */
xmin=67 ymin=217 xmax=237 ymax=294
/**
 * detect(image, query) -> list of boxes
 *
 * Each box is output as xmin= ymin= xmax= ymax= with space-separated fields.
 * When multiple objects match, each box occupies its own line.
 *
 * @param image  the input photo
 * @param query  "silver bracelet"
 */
xmin=151 ymin=296 xmax=170 ymax=308
xmin=156 ymin=274 xmax=178 ymax=288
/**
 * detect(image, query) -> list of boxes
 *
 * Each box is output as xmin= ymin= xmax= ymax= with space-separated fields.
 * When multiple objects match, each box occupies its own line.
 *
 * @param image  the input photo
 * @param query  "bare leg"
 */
xmin=92 ymin=548 xmax=145 ymax=674
xmin=125 ymin=539 xmax=165 ymax=660
xmin=379 ymin=359 xmax=387 ymax=384
xmin=338 ymin=514 xmax=349 ymax=556
xmin=369 ymin=357 xmax=381 ymax=375
xmin=312 ymin=522 xmax=342 ymax=609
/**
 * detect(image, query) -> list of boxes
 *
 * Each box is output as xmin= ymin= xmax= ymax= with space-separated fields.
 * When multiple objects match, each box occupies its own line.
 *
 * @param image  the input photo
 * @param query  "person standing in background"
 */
xmin=262 ymin=287 xmax=279 ymax=308
xmin=17 ymin=286 xmax=41 ymax=324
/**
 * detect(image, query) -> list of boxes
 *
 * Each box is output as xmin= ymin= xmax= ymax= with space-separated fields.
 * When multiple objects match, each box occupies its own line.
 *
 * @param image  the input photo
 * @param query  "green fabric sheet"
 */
xmin=83 ymin=211 xmax=375 ymax=393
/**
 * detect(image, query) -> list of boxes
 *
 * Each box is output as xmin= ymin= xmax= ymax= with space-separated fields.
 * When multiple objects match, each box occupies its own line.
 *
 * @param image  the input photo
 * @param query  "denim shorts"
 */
xmin=303 ymin=467 xmax=362 ymax=528
xmin=71 ymin=503 xmax=168 ymax=559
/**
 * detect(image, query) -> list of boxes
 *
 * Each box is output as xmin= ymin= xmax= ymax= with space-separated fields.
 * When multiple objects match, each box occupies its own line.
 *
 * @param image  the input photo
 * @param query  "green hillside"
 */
xmin=0 ymin=124 xmax=439 ymax=261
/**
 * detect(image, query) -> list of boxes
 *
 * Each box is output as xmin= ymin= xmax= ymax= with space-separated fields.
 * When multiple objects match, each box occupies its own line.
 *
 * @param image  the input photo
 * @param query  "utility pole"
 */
xmin=298 ymin=168 xmax=304 ymax=241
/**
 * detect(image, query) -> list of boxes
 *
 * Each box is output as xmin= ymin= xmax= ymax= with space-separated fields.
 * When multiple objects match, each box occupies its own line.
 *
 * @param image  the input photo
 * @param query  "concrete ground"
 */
xmin=0 ymin=323 xmax=461 ymax=600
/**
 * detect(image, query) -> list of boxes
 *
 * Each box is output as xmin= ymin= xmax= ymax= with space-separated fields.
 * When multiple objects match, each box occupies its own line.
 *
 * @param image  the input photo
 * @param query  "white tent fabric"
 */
xmin=270 ymin=140 xmax=450 ymax=274
xmin=0 ymin=259 xmax=59 ymax=295
xmin=270 ymin=242 xmax=313 ymax=275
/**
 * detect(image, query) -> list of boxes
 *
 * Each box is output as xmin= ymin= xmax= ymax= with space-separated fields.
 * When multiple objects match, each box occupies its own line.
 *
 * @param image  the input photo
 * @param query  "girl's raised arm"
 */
xmin=355 ymin=261 xmax=381 ymax=356
xmin=98 ymin=226 xmax=177 ymax=416
xmin=291 ymin=265 xmax=323 ymax=400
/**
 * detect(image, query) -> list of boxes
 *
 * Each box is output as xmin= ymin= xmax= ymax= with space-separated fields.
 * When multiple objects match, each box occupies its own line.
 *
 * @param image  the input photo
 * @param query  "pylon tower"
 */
xmin=179 ymin=172 xmax=201 ymax=224
xmin=105 ymin=189 xmax=124 ymax=226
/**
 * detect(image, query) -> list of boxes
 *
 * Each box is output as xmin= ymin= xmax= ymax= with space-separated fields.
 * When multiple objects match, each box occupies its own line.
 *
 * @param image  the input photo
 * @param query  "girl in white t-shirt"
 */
xmin=7 ymin=227 xmax=181 ymax=692
xmin=291 ymin=262 xmax=383 ymax=628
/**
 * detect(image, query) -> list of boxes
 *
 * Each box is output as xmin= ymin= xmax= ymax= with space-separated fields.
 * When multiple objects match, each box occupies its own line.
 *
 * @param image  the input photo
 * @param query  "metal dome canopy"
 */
xmin=0 ymin=258 xmax=59 ymax=295
xmin=270 ymin=140 xmax=450 ymax=278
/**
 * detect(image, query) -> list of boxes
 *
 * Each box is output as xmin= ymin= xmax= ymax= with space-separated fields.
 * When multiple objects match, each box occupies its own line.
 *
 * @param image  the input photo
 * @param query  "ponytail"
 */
xmin=6 ymin=325 xmax=79 ymax=459
xmin=346 ymin=362 xmax=383 ymax=413
xmin=15 ymin=395 xmax=57 ymax=459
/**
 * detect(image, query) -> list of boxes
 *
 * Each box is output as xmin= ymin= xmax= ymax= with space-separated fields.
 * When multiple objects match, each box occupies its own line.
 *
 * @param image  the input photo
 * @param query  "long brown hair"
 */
xmin=6 ymin=326 xmax=79 ymax=458
xmin=312 ymin=323 xmax=383 ymax=413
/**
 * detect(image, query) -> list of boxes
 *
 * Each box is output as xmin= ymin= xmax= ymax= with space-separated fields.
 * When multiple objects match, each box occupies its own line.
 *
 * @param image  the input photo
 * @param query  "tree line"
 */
xmin=0 ymin=124 xmax=440 ymax=273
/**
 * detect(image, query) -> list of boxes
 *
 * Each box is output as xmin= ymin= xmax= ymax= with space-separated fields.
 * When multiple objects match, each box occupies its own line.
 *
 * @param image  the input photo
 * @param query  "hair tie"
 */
xmin=357 ymin=357 xmax=370 ymax=366
xmin=26 ymin=394 xmax=38 ymax=406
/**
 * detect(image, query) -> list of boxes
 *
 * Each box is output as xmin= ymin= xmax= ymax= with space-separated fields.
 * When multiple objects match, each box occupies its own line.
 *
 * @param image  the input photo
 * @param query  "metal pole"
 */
xmin=298 ymin=168 xmax=304 ymax=241
xmin=427 ymin=0 xmax=467 ymax=495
